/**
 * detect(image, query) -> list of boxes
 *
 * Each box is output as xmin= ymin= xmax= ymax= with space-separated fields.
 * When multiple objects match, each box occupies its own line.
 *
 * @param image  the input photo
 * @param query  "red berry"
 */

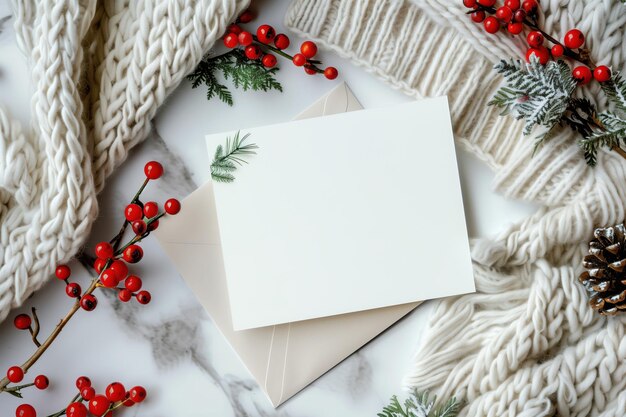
xmin=304 ymin=66 xmax=317 ymax=75
xmin=34 ymin=375 xmax=49 ymax=390
xmin=483 ymin=16 xmax=500 ymax=34
xmin=89 ymin=396 xmax=111 ymax=417
xmin=463 ymin=0 xmax=477 ymax=7
xmin=292 ymin=53 xmax=307 ymax=66
xmin=238 ymin=9 xmax=254 ymax=23
xmin=7 ymin=366 xmax=24 ymax=383
xmin=118 ymin=289 xmax=132 ymax=302
xmin=132 ymin=220 xmax=147 ymax=235
xmin=143 ymin=201 xmax=158 ymax=218
xmin=95 ymin=241 xmax=114 ymax=259
xmin=100 ymin=268 xmax=119 ymax=288
xmin=124 ymin=204 xmax=143 ymax=222
xmin=76 ymin=376 xmax=91 ymax=390
xmin=93 ymin=258 xmax=106 ymax=273
xmin=106 ymin=382 xmax=126 ymax=402
xmin=522 ymin=0 xmax=538 ymax=12
xmin=274 ymin=33 xmax=290 ymax=50
xmin=226 ymin=24 xmax=242 ymax=35
xmin=551 ymin=44 xmax=564 ymax=58
xmin=81 ymin=386 xmax=96 ymax=400
xmin=109 ymin=260 xmax=128 ymax=279
xmin=244 ymin=44 xmax=261 ymax=60
xmin=164 ymin=198 xmax=181 ymax=215
xmin=238 ymin=31 xmax=253 ymax=46
xmin=496 ymin=6 xmax=513 ymax=22
xmin=324 ymin=67 xmax=338 ymax=80
xmin=14 ymin=314 xmax=31 ymax=330
xmin=477 ymin=0 xmax=496 ymax=5
xmin=136 ymin=291 xmax=152 ymax=305
xmin=125 ymin=275 xmax=142 ymax=292
xmin=471 ymin=10 xmax=486 ymax=23
xmin=223 ymin=33 xmax=238 ymax=48
xmin=55 ymin=265 xmax=71 ymax=280
xmin=513 ymin=9 xmax=526 ymax=22
xmin=505 ymin=0 xmax=520 ymax=9
xmin=80 ymin=294 xmax=98 ymax=311
xmin=123 ymin=245 xmax=143 ymax=263
xmin=507 ymin=22 xmax=524 ymax=34
xmin=573 ymin=66 xmax=593 ymax=84
xmin=15 ymin=404 xmax=36 ymax=417
xmin=65 ymin=282 xmax=82 ymax=298
xmin=129 ymin=386 xmax=147 ymax=403
xmin=262 ymin=54 xmax=277 ymax=68
xmin=526 ymin=47 xmax=550 ymax=65
xmin=256 ymin=24 xmax=276 ymax=44
xmin=144 ymin=161 xmax=163 ymax=180
xmin=300 ymin=41 xmax=317 ymax=58
xmin=527 ymin=31 xmax=544 ymax=47
xmin=123 ymin=397 xmax=135 ymax=407
xmin=66 ymin=402 xmax=87 ymax=417
xmin=148 ymin=220 xmax=159 ymax=231
xmin=564 ymin=29 xmax=585 ymax=49
xmin=594 ymin=65 xmax=611 ymax=83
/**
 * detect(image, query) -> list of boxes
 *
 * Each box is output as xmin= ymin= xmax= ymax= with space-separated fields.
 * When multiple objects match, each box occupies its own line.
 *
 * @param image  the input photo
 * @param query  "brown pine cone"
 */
xmin=579 ymin=223 xmax=626 ymax=315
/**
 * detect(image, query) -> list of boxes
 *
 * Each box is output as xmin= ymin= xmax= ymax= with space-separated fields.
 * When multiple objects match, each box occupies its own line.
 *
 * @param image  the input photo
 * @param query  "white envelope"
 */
xmin=208 ymin=97 xmax=475 ymax=331
xmin=155 ymin=84 xmax=420 ymax=407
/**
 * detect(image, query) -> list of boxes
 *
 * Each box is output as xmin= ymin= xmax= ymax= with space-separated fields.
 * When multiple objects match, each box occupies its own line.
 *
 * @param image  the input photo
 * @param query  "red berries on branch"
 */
xmin=222 ymin=9 xmax=338 ymax=80
xmin=3 ymin=160 xmax=179 ymax=414
xmin=463 ymin=1 xmax=613 ymax=84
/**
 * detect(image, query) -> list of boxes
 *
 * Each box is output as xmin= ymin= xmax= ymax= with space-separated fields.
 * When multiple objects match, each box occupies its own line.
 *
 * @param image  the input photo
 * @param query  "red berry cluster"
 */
xmin=13 ymin=377 xmax=146 ymax=417
xmin=463 ymin=1 xmax=612 ymax=85
xmin=222 ymin=9 xmax=338 ymax=80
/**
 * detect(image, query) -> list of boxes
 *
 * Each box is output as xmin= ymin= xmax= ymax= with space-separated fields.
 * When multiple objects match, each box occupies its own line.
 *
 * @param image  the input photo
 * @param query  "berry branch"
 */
xmin=188 ymin=8 xmax=339 ymax=105
xmin=466 ymin=0 xmax=626 ymax=165
xmin=0 ymin=161 xmax=181 ymax=417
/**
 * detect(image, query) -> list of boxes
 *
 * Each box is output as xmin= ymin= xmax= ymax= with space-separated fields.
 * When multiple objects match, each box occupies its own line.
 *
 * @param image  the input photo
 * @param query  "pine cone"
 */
xmin=579 ymin=223 xmax=626 ymax=315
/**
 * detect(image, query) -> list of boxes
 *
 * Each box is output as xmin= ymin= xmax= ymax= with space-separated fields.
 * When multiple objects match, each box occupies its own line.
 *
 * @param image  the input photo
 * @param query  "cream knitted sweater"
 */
xmin=285 ymin=1 xmax=626 ymax=416
xmin=0 ymin=0 xmax=248 ymax=322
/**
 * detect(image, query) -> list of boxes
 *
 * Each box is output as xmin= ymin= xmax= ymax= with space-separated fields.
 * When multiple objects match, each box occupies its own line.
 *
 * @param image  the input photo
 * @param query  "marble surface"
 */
xmin=0 ymin=1 xmax=539 ymax=416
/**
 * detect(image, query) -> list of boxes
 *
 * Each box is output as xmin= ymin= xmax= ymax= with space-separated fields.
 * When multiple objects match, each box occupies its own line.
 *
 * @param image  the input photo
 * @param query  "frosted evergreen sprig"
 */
xmin=210 ymin=131 xmax=258 ymax=183
xmin=378 ymin=390 xmax=460 ymax=417
xmin=489 ymin=57 xmax=626 ymax=165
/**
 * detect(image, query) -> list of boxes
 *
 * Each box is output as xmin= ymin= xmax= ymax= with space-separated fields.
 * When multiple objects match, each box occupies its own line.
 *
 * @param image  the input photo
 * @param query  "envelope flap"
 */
xmin=155 ymin=181 xmax=220 ymax=245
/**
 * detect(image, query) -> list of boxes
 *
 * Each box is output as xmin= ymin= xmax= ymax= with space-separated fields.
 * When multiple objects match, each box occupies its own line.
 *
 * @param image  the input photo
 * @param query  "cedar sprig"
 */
xmin=378 ymin=390 xmax=460 ymax=417
xmin=187 ymin=49 xmax=282 ymax=106
xmin=489 ymin=57 xmax=626 ymax=165
xmin=211 ymin=131 xmax=258 ymax=183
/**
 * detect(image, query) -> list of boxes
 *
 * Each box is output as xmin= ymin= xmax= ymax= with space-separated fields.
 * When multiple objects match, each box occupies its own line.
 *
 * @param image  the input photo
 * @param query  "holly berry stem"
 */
xmin=251 ymin=35 xmax=324 ymax=73
xmin=45 ymin=393 xmax=81 ymax=417
xmin=5 ymin=381 xmax=35 ymax=392
xmin=29 ymin=307 xmax=41 ymax=347
xmin=110 ymin=177 xmax=149 ymax=251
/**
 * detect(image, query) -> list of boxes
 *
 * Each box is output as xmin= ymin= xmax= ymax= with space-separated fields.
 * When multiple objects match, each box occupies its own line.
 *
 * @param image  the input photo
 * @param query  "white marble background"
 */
xmin=0 ymin=1 xmax=538 ymax=416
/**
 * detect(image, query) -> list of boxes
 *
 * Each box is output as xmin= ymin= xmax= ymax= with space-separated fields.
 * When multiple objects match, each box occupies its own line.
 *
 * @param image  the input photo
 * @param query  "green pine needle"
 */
xmin=187 ymin=49 xmax=282 ymax=106
xmin=378 ymin=390 xmax=460 ymax=417
xmin=210 ymin=131 xmax=258 ymax=183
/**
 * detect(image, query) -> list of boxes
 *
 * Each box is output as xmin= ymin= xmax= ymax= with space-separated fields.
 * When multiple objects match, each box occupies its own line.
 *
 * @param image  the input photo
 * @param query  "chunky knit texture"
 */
xmin=0 ymin=0 xmax=248 ymax=323
xmin=285 ymin=1 xmax=626 ymax=416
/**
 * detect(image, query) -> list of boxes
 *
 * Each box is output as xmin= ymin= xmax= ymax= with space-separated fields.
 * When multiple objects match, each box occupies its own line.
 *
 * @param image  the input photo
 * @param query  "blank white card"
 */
xmin=207 ymin=97 xmax=475 ymax=330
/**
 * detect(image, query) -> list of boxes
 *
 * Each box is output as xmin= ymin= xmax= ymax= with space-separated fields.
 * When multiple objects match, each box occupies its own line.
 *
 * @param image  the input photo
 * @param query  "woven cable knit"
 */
xmin=0 ymin=0 xmax=249 ymax=323
xmin=284 ymin=0 xmax=626 ymax=416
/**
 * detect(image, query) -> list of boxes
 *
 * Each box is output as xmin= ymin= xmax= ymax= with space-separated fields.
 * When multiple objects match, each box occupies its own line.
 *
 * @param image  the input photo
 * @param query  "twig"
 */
xmin=29 ymin=307 xmax=41 ymax=347
xmin=45 ymin=393 xmax=81 ymax=417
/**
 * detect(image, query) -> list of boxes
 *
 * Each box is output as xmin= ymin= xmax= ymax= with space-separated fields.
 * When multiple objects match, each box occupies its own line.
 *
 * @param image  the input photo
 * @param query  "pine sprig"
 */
xmin=378 ymin=390 xmax=460 ymax=417
xmin=210 ymin=131 xmax=258 ymax=183
xmin=187 ymin=49 xmax=282 ymax=106
xmin=601 ymin=72 xmax=626 ymax=113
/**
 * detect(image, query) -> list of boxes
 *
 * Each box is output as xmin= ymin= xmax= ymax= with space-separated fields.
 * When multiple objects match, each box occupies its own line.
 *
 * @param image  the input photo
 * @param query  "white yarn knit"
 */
xmin=285 ymin=1 xmax=626 ymax=416
xmin=0 ymin=0 xmax=248 ymax=323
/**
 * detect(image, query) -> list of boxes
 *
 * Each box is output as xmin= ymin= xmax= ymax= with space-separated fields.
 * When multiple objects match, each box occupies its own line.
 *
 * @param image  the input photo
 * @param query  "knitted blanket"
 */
xmin=285 ymin=1 xmax=626 ymax=416
xmin=0 ymin=0 xmax=248 ymax=323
